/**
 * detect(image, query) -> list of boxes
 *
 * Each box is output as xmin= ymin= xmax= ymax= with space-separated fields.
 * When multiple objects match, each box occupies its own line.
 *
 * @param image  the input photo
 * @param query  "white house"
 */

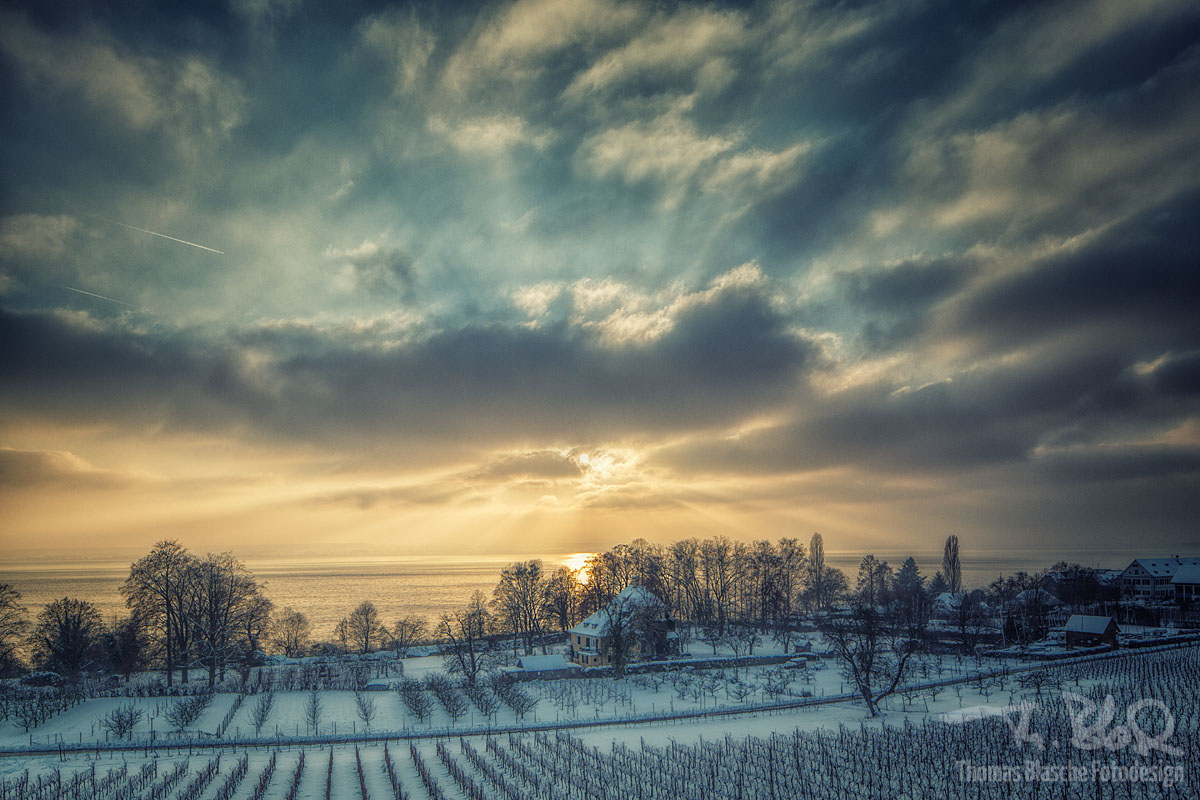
xmin=568 ymin=585 xmax=676 ymax=667
xmin=1119 ymin=557 xmax=1200 ymax=601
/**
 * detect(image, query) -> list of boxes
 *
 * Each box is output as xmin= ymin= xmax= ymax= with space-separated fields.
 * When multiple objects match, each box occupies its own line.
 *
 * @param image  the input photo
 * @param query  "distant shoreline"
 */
xmin=0 ymin=547 xmax=1147 ymax=640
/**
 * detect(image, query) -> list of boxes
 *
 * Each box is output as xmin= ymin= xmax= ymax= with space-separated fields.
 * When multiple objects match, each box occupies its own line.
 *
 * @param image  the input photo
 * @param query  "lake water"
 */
xmin=0 ymin=547 xmax=1140 ymax=640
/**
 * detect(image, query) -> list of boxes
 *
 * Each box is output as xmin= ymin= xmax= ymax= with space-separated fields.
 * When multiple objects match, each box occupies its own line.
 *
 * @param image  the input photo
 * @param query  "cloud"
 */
xmin=428 ymin=114 xmax=555 ymax=156
xmin=948 ymin=192 xmax=1200 ymax=357
xmin=923 ymin=0 xmax=1199 ymax=131
xmin=359 ymin=8 xmax=437 ymax=95
xmin=0 ymin=11 xmax=244 ymax=157
xmin=0 ymin=265 xmax=815 ymax=455
xmin=465 ymin=450 xmax=582 ymax=481
xmin=577 ymin=103 xmax=809 ymax=208
xmin=0 ymin=447 xmax=150 ymax=490
xmin=0 ymin=214 xmax=80 ymax=262
xmin=314 ymin=482 xmax=480 ymax=510
xmin=564 ymin=5 xmax=750 ymax=101
xmin=1031 ymin=444 xmax=1200 ymax=483
xmin=326 ymin=240 xmax=415 ymax=296
xmin=3 ymin=0 xmax=1199 ymax=553
xmin=442 ymin=0 xmax=643 ymax=94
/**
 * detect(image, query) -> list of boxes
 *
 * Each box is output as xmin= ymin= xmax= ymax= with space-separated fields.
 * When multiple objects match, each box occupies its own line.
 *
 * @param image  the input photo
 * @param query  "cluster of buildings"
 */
xmin=520 ymin=555 xmax=1198 ymax=674
xmin=1118 ymin=556 xmax=1200 ymax=603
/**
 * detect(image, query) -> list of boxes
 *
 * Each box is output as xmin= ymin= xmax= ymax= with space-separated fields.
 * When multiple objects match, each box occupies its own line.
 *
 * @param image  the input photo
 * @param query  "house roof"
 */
xmin=932 ymin=592 xmax=965 ymax=610
xmin=1170 ymin=565 xmax=1200 ymax=585
xmin=569 ymin=585 xmax=665 ymax=637
xmin=516 ymin=654 xmax=577 ymax=672
xmin=1124 ymin=557 xmax=1200 ymax=578
xmin=1065 ymin=615 xmax=1118 ymax=634
xmin=1015 ymin=588 xmax=1061 ymax=606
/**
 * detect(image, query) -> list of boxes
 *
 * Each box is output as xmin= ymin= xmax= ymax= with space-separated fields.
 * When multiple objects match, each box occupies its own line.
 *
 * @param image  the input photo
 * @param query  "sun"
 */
xmin=561 ymin=551 xmax=594 ymax=583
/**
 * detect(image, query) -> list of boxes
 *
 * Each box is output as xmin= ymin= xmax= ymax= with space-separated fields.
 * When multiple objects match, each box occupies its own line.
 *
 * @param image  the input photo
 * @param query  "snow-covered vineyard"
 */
xmin=3 ymin=645 xmax=1195 ymax=798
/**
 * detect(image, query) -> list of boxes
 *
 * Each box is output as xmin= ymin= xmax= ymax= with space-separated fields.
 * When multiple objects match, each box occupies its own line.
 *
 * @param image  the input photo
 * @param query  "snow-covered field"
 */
xmin=0 ymin=643 xmax=1031 ymax=750
xmin=2 ymin=643 xmax=1196 ymax=798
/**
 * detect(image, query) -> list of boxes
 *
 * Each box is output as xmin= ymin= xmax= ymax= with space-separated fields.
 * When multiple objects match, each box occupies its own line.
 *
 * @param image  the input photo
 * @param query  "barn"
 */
xmin=1064 ymin=615 xmax=1119 ymax=648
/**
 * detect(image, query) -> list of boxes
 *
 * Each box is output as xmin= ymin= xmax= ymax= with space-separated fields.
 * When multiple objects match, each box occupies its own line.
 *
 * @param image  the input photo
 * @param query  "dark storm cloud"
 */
xmin=269 ymin=275 xmax=814 ymax=443
xmin=952 ymin=192 xmax=1200 ymax=357
xmin=1032 ymin=446 xmax=1200 ymax=484
xmin=835 ymin=255 xmax=977 ymax=352
xmin=0 ymin=272 xmax=814 ymax=451
xmin=0 ymin=309 xmax=259 ymax=431
xmin=656 ymin=333 xmax=1195 ymax=481
xmin=841 ymin=257 xmax=973 ymax=314
xmin=1152 ymin=351 xmax=1200 ymax=398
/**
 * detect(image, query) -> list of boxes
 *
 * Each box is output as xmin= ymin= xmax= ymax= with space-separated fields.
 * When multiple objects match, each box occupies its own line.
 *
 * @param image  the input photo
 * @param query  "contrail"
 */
xmin=90 ymin=215 xmax=224 ymax=254
xmin=64 ymin=285 xmax=135 ymax=307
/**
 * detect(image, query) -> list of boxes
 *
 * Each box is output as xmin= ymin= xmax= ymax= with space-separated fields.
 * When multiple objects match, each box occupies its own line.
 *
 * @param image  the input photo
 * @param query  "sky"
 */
xmin=1 ymin=0 xmax=1198 ymax=563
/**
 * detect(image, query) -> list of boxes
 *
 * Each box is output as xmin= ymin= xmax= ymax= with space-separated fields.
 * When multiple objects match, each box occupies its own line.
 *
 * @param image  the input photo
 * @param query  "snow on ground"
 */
xmin=0 ymin=644 xmax=1006 ymax=749
xmin=7 ymin=636 xmax=1191 ymax=797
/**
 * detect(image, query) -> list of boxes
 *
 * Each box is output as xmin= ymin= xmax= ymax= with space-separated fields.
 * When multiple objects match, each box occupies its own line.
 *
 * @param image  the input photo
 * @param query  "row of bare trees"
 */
xmin=477 ymin=534 xmax=849 ymax=659
xmin=0 ymin=587 xmax=146 ymax=680
xmin=121 ymin=540 xmax=271 ymax=687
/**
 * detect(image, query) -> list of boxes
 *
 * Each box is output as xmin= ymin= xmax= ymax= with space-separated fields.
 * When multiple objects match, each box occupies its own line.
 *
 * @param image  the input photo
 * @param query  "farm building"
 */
xmin=1064 ymin=615 xmax=1119 ymax=648
xmin=512 ymin=654 xmax=581 ymax=680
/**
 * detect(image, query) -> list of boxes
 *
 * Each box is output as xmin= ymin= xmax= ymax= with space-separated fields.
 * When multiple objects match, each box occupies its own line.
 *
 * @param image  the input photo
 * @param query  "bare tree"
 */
xmin=817 ymin=604 xmax=921 ymax=717
xmin=353 ymin=690 xmax=377 ymax=730
xmin=188 ymin=552 xmax=264 ymax=687
xmin=240 ymin=592 xmax=273 ymax=659
xmin=271 ymin=607 xmax=311 ymax=657
xmin=100 ymin=702 xmax=143 ymax=740
xmin=0 ymin=584 xmax=29 ymax=676
xmin=250 ymin=691 xmax=275 ymax=734
xmin=165 ymin=692 xmax=212 ymax=731
xmin=101 ymin=616 xmax=145 ymax=681
xmin=397 ymin=679 xmax=433 ymax=721
xmin=544 ymin=566 xmax=579 ymax=631
xmin=492 ymin=560 xmax=550 ymax=655
xmin=954 ymin=593 xmax=989 ymax=653
xmin=341 ymin=601 xmax=383 ymax=654
xmin=389 ymin=616 xmax=426 ymax=658
xmin=699 ymin=536 xmax=745 ymax=636
xmin=438 ymin=591 xmax=492 ymax=685
xmin=855 ymin=555 xmax=893 ymax=607
xmin=600 ymin=589 xmax=667 ymax=676
xmin=30 ymin=597 xmax=103 ymax=679
xmin=121 ymin=540 xmax=193 ymax=686
xmin=304 ymin=688 xmax=322 ymax=732
xmin=666 ymin=539 xmax=703 ymax=625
